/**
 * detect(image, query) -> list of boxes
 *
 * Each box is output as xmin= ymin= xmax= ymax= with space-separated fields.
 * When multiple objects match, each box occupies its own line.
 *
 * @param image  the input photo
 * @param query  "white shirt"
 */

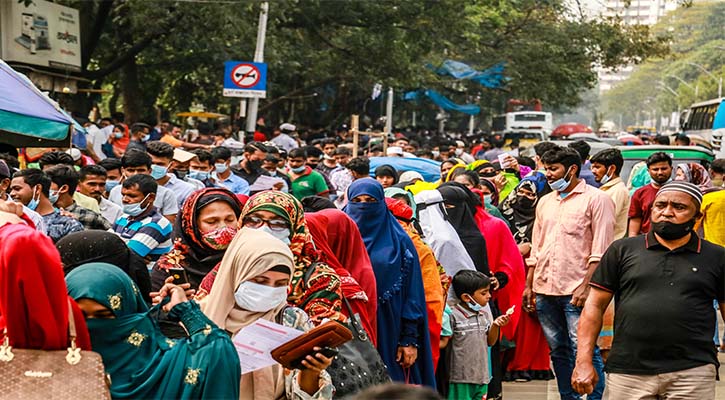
xmin=86 ymin=125 xmax=112 ymax=161
xmin=22 ymin=205 xmax=46 ymax=234
xmin=99 ymin=197 xmax=124 ymax=225
xmin=271 ymin=133 xmax=299 ymax=152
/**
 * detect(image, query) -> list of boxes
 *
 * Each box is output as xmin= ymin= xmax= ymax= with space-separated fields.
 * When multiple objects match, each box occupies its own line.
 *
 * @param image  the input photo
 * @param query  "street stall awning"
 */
xmin=176 ymin=111 xmax=226 ymax=119
xmin=0 ymin=60 xmax=84 ymax=148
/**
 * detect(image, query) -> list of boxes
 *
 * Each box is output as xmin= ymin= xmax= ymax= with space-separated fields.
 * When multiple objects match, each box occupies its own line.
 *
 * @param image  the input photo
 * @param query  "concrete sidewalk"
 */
xmin=503 ymin=353 xmax=725 ymax=399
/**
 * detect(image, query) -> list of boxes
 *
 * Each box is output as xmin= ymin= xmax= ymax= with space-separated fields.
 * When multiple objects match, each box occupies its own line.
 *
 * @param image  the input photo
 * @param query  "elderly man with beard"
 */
xmin=573 ymin=181 xmax=725 ymax=400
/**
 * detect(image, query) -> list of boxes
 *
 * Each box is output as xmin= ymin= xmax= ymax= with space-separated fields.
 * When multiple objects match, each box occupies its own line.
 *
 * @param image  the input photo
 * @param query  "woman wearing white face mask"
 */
xmin=199 ymin=191 xmax=344 ymax=325
xmin=199 ymin=228 xmax=335 ymax=400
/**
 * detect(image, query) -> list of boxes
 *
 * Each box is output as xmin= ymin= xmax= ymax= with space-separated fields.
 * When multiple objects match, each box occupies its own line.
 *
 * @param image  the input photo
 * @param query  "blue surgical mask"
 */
xmin=48 ymin=190 xmax=59 ymax=205
xmin=189 ymin=170 xmax=210 ymax=181
xmin=466 ymin=296 xmax=483 ymax=312
xmin=549 ymin=167 xmax=572 ymax=192
xmin=114 ymin=131 xmax=124 ymax=139
xmin=141 ymin=133 xmax=151 ymax=142
xmin=123 ymin=194 xmax=150 ymax=217
xmin=150 ymin=164 xmax=168 ymax=180
xmin=215 ymin=163 xmax=228 ymax=174
xmin=483 ymin=194 xmax=492 ymax=205
xmin=255 ymin=225 xmax=291 ymax=245
xmin=105 ymin=180 xmax=120 ymax=193
xmin=290 ymin=165 xmax=306 ymax=174
xmin=27 ymin=187 xmax=40 ymax=211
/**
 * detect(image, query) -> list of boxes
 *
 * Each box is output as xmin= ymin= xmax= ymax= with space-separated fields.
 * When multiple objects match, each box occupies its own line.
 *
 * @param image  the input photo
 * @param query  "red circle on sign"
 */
xmin=230 ymin=64 xmax=261 ymax=88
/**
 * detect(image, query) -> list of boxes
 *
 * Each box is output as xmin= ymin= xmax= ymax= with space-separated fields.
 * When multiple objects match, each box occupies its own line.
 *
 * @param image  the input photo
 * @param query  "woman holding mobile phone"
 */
xmin=152 ymin=187 xmax=243 ymax=292
xmin=199 ymin=228 xmax=335 ymax=400
xmin=65 ymin=262 xmax=241 ymax=399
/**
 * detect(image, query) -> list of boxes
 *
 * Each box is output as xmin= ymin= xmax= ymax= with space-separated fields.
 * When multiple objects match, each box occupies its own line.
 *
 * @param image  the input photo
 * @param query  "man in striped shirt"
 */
xmin=112 ymin=174 xmax=172 ymax=262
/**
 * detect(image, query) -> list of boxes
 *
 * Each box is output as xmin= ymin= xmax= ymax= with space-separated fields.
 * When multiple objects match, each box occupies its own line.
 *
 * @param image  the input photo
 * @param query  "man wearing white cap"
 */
xmin=455 ymin=140 xmax=475 ymax=163
xmin=271 ymin=123 xmax=299 ymax=152
xmin=386 ymin=146 xmax=404 ymax=157
xmin=574 ymin=181 xmax=725 ymax=399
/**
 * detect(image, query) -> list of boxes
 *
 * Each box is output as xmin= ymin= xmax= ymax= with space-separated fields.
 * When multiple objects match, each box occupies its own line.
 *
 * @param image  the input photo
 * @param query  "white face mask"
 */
xmin=234 ymin=281 xmax=288 ymax=312
xmin=600 ymin=166 xmax=614 ymax=185
xmin=255 ymin=225 xmax=291 ymax=245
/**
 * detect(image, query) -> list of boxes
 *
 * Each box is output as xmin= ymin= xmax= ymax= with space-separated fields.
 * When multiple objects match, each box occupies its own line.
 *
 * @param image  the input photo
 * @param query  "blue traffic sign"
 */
xmin=223 ymin=61 xmax=267 ymax=98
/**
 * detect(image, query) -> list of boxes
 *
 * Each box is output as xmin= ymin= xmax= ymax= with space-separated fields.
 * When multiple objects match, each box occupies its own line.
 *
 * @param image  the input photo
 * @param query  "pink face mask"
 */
xmin=201 ymin=226 xmax=238 ymax=250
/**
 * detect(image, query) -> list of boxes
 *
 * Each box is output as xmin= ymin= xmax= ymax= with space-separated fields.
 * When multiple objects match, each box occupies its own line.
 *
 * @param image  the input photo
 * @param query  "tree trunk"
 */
xmin=115 ymin=3 xmax=142 ymax=123
xmin=108 ymin=83 xmax=119 ymax=116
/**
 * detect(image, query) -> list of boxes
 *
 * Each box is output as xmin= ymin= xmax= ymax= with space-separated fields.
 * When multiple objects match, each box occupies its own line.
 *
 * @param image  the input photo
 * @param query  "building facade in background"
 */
xmin=598 ymin=0 xmax=679 ymax=93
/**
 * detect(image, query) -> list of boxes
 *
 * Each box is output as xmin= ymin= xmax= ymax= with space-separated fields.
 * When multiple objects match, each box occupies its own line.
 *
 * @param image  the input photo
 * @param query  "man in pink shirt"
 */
xmin=523 ymin=146 xmax=615 ymax=400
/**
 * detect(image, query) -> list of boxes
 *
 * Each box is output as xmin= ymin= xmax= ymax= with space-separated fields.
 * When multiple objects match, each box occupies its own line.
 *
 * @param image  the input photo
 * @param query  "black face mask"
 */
xmin=515 ymin=195 xmax=535 ymax=209
xmin=174 ymin=170 xmax=188 ymax=180
xmin=652 ymin=219 xmax=696 ymax=240
xmin=247 ymin=158 xmax=263 ymax=170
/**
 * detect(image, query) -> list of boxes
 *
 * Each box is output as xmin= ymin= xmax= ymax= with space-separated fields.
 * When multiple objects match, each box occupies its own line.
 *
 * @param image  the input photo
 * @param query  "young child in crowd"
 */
xmin=443 ymin=270 xmax=510 ymax=400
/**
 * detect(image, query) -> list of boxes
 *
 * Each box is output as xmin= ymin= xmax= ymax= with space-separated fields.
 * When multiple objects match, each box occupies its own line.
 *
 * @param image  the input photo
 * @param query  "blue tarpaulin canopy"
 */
xmin=0 ymin=60 xmax=85 ymax=148
xmin=404 ymin=89 xmax=481 ymax=115
xmin=434 ymin=60 xmax=507 ymax=89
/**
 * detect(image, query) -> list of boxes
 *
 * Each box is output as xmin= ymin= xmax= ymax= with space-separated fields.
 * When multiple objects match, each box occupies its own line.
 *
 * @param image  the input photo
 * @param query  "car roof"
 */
xmin=617 ymin=145 xmax=714 ymax=159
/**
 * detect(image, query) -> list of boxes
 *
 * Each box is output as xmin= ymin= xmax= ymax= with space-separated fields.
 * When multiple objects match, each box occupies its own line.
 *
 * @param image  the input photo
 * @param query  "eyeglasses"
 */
xmin=243 ymin=215 xmax=290 ymax=232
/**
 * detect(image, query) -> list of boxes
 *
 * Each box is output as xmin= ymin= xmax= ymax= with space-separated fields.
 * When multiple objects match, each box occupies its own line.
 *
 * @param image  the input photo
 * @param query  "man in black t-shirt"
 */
xmin=572 ymin=181 xmax=725 ymax=399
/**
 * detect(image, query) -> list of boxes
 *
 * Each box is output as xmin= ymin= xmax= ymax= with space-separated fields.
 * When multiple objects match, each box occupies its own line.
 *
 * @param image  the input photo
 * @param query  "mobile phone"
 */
xmin=292 ymin=347 xmax=339 ymax=370
xmin=317 ymin=347 xmax=339 ymax=359
xmin=168 ymin=268 xmax=189 ymax=285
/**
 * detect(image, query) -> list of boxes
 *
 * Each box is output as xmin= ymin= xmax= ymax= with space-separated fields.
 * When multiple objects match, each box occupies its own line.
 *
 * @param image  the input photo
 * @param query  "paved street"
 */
xmin=503 ymin=353 xmax=725 ymax=400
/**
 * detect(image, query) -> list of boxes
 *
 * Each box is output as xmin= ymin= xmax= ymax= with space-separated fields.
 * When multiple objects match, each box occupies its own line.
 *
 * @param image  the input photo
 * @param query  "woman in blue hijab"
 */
xmin=344 ymin=178 xmax=436 ymax=388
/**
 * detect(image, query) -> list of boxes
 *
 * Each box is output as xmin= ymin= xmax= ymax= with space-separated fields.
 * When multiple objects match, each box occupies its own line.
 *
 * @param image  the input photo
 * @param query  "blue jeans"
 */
xmin=536 ymin=294 xmax=605 ymax=400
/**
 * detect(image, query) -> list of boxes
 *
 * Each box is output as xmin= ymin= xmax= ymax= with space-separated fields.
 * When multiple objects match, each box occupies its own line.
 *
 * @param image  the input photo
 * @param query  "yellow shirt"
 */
xmin=73 ymin=192 xmax=100 ymax=213
xmin=701 ymin=190 xmax=725 ymax=247
xmin=599 ymin=177 xmax=630 ymax=240
xmin=160 ymin=134 xmax=184 ymax=148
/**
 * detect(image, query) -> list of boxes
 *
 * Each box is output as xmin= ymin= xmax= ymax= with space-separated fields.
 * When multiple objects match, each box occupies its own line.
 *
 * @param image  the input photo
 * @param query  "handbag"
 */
xmin=326 ymin=298 xmax=391 ymax=398
xmin=0 ymin=300 xmax=111 ymax=400
xmin=271 ymin=320 xmax=353 ymax=369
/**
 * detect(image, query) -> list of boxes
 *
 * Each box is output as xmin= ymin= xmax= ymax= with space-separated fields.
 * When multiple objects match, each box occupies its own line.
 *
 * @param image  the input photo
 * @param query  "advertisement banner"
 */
xmin=1 ymin=0 xmax=81 ymax=71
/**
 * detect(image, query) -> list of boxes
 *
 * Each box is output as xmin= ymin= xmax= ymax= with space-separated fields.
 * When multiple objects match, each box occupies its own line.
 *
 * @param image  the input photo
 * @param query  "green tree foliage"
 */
xmin=602 ymin=1 xmax=724 ymax=128
xmin=55 ymin=0 xmax=669 ymax=127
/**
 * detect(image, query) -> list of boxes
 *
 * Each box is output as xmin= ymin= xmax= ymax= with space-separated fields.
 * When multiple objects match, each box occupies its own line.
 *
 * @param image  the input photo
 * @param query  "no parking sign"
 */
xmin=223 ymin=61 xmax=267 ymax=98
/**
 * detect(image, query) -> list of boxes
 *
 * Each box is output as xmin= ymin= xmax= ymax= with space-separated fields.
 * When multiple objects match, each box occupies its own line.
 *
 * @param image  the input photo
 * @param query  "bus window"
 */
xmin=514 ymin=114 xmax=547 ymax=122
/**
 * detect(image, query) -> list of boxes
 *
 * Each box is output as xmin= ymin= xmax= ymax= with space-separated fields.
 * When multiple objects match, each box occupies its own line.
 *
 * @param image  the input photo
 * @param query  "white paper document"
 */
xmin=232 ymin=319 xmax=304 ymax=373
xmin=249 ymin=175 xmax=287 ymax=192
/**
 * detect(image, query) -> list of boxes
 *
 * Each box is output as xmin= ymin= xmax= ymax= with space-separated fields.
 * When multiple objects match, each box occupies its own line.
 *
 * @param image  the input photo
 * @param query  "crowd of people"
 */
xmin=0 ymin=117 xmax=724 ymax=400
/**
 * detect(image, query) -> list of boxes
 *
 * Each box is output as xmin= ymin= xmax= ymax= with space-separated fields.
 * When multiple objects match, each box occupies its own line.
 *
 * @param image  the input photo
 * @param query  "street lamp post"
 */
xmin=658 ymin=81 xmax=681 ymax=127
xmin=666 ymin=74 xmax=698 ymax=96
xmin=687 ymin=62 xmax=722 ymax=99
xmin=245 ymin=2 xmax=269 ymax=133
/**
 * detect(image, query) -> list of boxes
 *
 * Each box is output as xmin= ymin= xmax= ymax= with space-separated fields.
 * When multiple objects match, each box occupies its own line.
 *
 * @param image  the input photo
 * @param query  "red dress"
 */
xmin=506 ymin=310 xmax=552 ymax=373
xmin=306 ymin=211 xmax=378 ymax=345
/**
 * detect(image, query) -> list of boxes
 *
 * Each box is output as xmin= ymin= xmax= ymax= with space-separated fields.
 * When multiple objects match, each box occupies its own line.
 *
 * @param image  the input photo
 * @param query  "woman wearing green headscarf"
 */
xmin=66 ymin=263 xmax=241 ymax=399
